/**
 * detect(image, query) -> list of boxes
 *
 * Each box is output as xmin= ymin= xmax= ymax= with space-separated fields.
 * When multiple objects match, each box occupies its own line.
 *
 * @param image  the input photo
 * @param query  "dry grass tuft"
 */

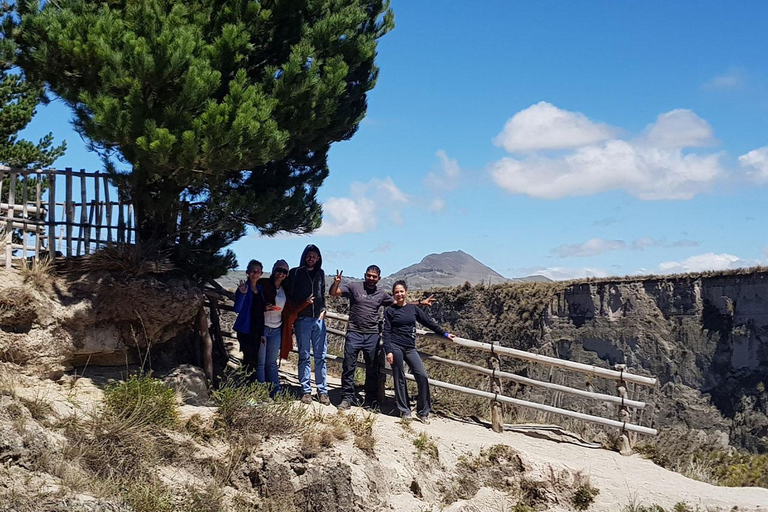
xmin=103 ymin=373 xmax=179 ymax=428
xmin=212 ymin=377 xmax=309 ymax=438
xmin=62 ymin=242 xmax=175 ymax=276
xmin=413 ymin=432 xmax=439 ymax=461
xmin=300 ymin=427 xmax=337 ymax=459
xmin=19 ymin=256 xmax=54 ymax=289
xmin=343 ymin=410 xmax=376 ymax=454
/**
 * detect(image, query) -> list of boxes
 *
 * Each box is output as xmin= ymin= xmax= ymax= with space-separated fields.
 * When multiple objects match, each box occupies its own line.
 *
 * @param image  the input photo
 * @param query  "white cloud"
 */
xmin=552 ymin=238 xmax=626 ymax=258
xmin=739 ymin=146 xmax=768 ymax=183
xmin=371 ymin=242 xmax=391 ymax=254
xmin=428 ymin=198 xmax=446 ymax=212
xmin=490 ymin=106 xmax=724 ymax=200
xmin=641 ymin=109 xmax=715 ymax=149
xmin=317 ymin=197 xmax=377 ymax=236
xmin=629 ymin=237 xmax=700 ymax=250
xmin=657 ymin=253 xmax=750 ymax=274
xmin=520 ymin=266 xmax=610 ymax=281
xmin=424 ymin=150 xmax=460 ymax=192
xmin=553 ymin=236 xmax=702 ymax=258
xmin=702 ymin=69 xmax=745 ymax=91
xmin=318 ymin=177 xmax=409 ymax=236
xmin=493 ymin=101 xmax=618 ymax=153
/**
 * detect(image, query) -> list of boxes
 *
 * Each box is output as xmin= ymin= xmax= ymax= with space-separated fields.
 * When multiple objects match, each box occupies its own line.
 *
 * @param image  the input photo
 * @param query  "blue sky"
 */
xmin=20 ymin=1 xmax=768 ymax=279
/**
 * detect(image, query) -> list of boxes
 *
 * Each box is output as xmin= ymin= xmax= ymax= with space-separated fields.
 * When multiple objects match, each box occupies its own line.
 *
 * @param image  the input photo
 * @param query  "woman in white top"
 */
xmin=257 ymin=259 xmax=289 ymax=396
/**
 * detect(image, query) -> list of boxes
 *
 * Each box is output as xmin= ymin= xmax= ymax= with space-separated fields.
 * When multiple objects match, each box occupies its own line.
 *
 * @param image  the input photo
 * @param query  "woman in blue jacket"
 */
xmin=234 ymin=259 xmax=266 ymax=382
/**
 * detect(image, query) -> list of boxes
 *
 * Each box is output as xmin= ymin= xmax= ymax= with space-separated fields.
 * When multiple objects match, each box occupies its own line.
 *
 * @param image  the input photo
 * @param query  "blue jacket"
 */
xmin=233 ymin=284 xmax=265 ymax=335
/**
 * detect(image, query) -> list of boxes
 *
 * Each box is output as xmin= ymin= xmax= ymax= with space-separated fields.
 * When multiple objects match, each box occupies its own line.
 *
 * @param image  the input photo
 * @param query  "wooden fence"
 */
xmin=0 ymin=166 xmax=137 ymax=268
xmin=204 ymin=294 xmax=658 ymax=450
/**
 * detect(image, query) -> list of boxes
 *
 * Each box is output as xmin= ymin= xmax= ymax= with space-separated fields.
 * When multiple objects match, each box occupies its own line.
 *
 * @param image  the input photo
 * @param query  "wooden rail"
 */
xmin=213 ymin=302 xmax=658 ymax=439
xmin=324 ymin=311 xmax=657 ymax=387
xmin=298 ymin=346 xmax=657 ymax=436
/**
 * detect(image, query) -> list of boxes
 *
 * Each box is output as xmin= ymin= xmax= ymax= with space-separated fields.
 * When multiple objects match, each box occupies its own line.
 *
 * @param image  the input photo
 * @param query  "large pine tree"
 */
xmin=15 ymin=0 xmax=393 ymax=278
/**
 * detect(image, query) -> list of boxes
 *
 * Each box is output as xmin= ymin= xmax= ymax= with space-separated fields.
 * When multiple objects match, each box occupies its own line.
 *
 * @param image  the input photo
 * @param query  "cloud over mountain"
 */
xmin=489 ymin=105 xmax=724 ymax=200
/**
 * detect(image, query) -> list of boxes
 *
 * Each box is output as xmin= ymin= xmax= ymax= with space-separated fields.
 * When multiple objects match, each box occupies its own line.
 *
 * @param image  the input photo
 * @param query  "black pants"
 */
xmin=390 ymin=344 xmax=430 ymax=417
xmin=237 ymin=331 xmax=259 ymax=383
xmin=341 ymin=332 xmax=380 ymax=403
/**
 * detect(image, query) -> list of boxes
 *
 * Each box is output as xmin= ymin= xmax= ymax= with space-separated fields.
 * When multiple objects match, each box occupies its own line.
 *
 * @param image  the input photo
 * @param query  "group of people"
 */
xmin=233 ymin=243 xmax=455 ymax=422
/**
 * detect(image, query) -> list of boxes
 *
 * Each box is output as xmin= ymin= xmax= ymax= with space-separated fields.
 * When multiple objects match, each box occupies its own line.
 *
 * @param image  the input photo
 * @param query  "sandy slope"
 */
xmin=283 ymin=364 xmax=768 ymax=512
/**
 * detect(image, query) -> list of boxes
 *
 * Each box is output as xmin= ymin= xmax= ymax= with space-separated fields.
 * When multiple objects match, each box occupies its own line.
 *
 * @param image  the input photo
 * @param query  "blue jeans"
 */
xmin=294 ymin=316 xmax=328 ymax=395
xmin=257 ymin=325 xmax=282 ymax=395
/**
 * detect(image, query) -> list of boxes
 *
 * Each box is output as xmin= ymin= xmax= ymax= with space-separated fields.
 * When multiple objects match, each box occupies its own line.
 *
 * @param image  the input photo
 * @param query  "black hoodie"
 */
xmin=285 ymin=244 xmax=326 ymax=318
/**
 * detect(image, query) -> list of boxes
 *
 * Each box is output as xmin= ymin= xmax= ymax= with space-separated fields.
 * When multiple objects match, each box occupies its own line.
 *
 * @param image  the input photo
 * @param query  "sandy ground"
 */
xmin=279 ymin=361 xmax=768 ymax=512
xmin=8 ymin=359 xmax=767 ymax=512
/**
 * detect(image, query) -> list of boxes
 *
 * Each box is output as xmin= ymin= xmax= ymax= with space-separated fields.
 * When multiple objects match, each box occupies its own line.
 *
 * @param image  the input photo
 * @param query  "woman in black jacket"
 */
xmin=383 ymin=280 xmax=455 ymax=423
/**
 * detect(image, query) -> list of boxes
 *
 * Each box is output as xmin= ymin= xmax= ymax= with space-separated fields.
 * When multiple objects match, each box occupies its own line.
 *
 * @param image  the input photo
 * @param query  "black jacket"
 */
xmin=285 ymin=244 xmax=326 ymax=318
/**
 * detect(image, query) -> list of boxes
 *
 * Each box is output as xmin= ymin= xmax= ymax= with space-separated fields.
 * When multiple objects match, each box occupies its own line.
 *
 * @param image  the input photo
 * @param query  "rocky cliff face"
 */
xmin=426 ymin=271 xmax=768 ymax=453
xmin=0 ymin=269 xmax=203 ymax=377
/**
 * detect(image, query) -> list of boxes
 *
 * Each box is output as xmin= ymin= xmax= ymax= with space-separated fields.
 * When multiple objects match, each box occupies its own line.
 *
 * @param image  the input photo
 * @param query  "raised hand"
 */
xmin=238 ymin=279 xmax=247 ymax=293
xmin=421 ymin=294 xmax=436 ymax=306
xmin=306 ymin=294 xmax=315 ymax=304
xmin=334 ymin=269 xmax=343 ymax=284
xmin=266 ymin=304 xmax=281 ymax=311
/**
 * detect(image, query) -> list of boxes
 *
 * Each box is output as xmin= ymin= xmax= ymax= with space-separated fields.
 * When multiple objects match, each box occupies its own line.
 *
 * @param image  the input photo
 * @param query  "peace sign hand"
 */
xmin=334 ymin=269 xmax=343 ymax=284
xmin=238 ymin=279 xmax=247 ymax=293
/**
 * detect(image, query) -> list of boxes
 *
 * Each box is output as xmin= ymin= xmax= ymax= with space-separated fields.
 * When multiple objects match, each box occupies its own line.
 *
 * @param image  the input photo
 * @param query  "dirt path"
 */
xmin=280 ymin=362 xmax=768 ymax=512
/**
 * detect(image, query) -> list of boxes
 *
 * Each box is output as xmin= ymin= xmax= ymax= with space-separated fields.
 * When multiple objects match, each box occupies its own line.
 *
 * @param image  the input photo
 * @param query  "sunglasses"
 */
xmin=273 ymin=268 xmax=289 ymax=275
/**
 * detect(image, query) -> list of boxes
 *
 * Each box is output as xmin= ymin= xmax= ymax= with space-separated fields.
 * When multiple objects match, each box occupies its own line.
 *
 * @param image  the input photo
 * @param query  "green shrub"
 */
xmin=571 ymin=482 xmax=600 ymax=510
xmin=413 ymin=432 xmax=439 ymax=461
xmin=103 ymin=374 xmax=178 ymax=428
xmin=211 ymin=378 xmax=308 ymax=437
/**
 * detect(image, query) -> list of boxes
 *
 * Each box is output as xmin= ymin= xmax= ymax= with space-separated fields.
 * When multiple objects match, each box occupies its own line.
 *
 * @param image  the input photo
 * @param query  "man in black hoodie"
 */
xmin=284 ymin=244 xmax=330 ymax=405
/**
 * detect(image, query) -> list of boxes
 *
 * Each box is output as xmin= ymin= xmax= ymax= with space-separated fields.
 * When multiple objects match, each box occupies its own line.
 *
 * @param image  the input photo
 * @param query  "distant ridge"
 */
xmin=216 ymin=250 xmax=549 ymax=292
xmin=382 ymin=250 xmax=549 ymax=290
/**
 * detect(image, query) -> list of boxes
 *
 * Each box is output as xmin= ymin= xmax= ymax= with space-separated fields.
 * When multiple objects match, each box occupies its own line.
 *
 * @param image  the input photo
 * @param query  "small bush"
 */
xmin=122 ymin=477 xmax=175 ymax=512
xmin=20 ymin=257 xmax=53 ymax=289
xmin=571 ymin=482 xmax=600 ymax=510
xmin=413 ymin=432 xmax=439 ymax=461
xmin=181 ymin=482 xmax=226 ymax=512
xmin=103 ymin=374 xmax=178 ymax=428
xmin=300 ymin=428 xmax=336 ymax=458
xmin=344 ymin=410 xmax=376 ymax=454
xmin=212 ymin=379 xmax=308 ymax=437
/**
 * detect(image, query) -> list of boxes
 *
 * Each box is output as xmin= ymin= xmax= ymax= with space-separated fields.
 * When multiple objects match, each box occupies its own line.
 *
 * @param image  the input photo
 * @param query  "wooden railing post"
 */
xmin=488 ymin=347 xmax=503 ymax=433
xmin=47 ymin=170 xmax=56 ymax=258
xmin=198 ymin=305 xmax=213 ymax=382
xmin=615 ymin=364 xmax=632 ymax=455
xmin=4 ymin=171 xmax=15 ymax=268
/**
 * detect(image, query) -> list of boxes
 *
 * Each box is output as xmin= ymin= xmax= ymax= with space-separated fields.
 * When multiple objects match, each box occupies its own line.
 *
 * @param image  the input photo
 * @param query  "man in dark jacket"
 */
xmin=284 ymin=244 xmax=330 ymax=405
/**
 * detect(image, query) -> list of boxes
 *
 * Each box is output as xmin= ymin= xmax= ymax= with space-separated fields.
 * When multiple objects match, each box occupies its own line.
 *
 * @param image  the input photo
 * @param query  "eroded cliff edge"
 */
xmin=426 ymin=270 xmax=768 ymax=453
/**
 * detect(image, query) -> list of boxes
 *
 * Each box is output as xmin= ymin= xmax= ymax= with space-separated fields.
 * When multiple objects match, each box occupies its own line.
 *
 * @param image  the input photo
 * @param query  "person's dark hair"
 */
xmin=366 ymin=264 xmax=381 ymax=276
xmin=246 ymin=259 xmax=263 ymax=273
xmin=392 ymin=279 xmax=408 ymax=293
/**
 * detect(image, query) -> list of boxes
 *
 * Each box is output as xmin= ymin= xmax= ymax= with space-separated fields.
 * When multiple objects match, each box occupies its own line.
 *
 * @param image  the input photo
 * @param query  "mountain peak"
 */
xmin=383 ymin=250 xmax=510 ymax=289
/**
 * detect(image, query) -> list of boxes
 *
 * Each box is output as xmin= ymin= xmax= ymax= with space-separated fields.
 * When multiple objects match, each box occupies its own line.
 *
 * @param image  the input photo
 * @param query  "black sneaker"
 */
xmin=300 ymin=393 xmax=312 ymax=404
xmin=363 ymin=400 xmax=379 ymax=411
xmin=318 ymin=393 xmax=331 ymax=406
xmin=337 ymin=399 xmax=352 ymax=411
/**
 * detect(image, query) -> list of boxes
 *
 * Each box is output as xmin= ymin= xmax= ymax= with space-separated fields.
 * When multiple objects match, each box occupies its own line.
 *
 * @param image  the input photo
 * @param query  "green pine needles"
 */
xmin=13 ymin=0 xmax=394 ymax=280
